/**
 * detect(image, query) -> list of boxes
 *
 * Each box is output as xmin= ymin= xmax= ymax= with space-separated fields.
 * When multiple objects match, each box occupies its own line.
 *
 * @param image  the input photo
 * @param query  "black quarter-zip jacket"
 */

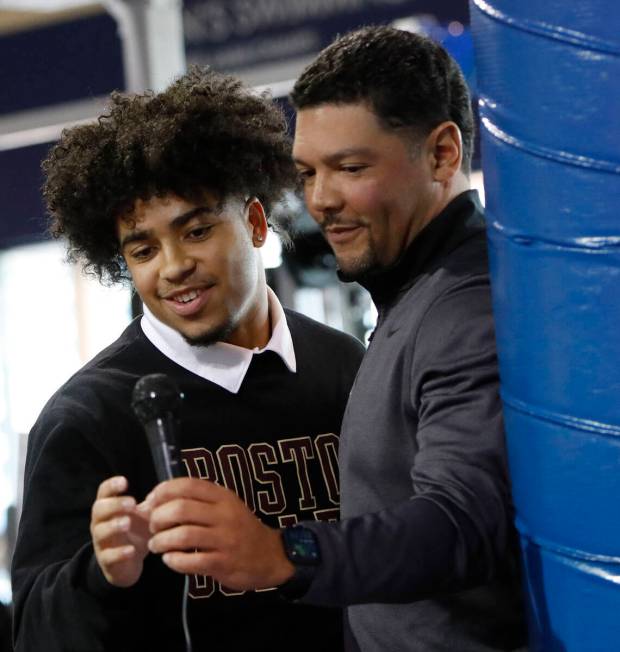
xmin=301 ymin=191 xmax=528 ymax=651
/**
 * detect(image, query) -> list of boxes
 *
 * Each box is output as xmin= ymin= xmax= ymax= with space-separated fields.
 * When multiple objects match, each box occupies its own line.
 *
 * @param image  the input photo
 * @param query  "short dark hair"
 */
xmin=290 ymin=25 xmax=474 ymax=172
xmin=43 ymin=66 xmax=297 ymax=283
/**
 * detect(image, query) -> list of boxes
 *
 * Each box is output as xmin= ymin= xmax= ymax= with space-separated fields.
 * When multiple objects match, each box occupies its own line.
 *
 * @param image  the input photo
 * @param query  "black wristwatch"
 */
xmin=278 ymin=525 xmax=321 ymax=600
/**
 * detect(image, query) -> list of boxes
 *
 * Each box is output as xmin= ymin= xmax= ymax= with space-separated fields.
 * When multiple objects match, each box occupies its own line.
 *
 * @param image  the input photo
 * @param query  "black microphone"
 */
xmin=131 ymin=373 xmax=184 ymax=482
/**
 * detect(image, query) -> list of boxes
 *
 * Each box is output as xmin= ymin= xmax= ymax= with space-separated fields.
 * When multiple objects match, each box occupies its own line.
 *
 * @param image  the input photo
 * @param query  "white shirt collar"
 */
xmin=140 ymin=287 xmax=296 ymax=394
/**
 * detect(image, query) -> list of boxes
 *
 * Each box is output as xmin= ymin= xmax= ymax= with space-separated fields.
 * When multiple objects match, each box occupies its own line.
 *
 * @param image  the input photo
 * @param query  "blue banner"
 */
xmin=184 ymin=0 xmax=469 ymax=76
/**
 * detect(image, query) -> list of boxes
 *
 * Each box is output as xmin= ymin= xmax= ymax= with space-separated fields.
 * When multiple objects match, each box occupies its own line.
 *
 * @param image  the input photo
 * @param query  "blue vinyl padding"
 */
xmin=470 ymin=1 xmax=620 ymax=649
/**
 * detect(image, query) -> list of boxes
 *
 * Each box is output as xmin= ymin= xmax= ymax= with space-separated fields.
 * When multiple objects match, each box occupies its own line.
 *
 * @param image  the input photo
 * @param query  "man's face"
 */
xmin=118 ymin=192 xmax=267 ymax=348
xmin=293 ymin=103 xmax=439 ymax=280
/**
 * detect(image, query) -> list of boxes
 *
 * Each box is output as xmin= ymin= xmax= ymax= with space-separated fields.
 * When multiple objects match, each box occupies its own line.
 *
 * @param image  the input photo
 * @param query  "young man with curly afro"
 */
xmin=10 ymin=67 xmax=364 ymax=652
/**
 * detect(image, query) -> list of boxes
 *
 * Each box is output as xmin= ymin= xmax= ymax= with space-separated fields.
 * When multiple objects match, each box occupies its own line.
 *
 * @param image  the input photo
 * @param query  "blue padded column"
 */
xmin=469 ymin=2 xmax=620 ymax=650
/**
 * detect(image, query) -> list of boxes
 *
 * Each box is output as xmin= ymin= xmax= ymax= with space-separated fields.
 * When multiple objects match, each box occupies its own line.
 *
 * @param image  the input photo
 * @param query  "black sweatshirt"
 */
xmin=11 ymin=310 xmax=364 ymax=652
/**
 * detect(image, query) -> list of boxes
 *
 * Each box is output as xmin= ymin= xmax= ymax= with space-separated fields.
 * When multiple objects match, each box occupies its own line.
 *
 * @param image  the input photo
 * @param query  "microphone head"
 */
xmin=131 ymin=373 xmax=182 ymax=425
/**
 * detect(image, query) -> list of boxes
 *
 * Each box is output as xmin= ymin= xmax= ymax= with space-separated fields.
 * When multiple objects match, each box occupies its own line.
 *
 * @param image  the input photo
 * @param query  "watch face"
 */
xmin=284 ymin=527 xmax=320 ymax=565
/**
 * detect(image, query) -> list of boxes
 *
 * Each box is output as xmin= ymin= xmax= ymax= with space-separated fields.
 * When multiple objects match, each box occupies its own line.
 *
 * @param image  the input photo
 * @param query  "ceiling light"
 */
xmin=0 ymin=0 xmax=99 ymax=11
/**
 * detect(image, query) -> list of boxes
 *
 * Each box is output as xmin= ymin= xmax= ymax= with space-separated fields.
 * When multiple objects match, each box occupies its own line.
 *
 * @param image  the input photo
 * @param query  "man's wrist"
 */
xmin=277 ymin=525 xmax=321 ymax=600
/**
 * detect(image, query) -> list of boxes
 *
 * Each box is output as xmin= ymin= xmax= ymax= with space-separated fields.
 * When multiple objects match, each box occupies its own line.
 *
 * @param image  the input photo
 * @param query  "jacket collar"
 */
xmin=345 ymin=190 xmax=485 ymax=307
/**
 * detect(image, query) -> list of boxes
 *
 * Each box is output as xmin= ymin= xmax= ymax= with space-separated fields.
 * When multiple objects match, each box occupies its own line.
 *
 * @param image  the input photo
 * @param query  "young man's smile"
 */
xmin=161 ymin=284 xmax=216 ymax=317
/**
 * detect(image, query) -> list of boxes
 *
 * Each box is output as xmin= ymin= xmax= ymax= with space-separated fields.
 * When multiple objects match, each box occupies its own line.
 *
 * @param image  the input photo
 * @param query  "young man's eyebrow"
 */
xmin=169 ymin=205 xmax=216 ymax=228
xmin=119 ymin=229 xmax=149 ymax=250
xmin=119 ymin=206 xmax=215 ymax=250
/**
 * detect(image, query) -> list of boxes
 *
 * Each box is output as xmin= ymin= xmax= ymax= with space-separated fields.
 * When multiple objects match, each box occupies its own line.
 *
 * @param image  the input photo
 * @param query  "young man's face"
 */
xmin=117 ymin=192 xmax=268 ymax=348
xmin=293 ymin=102 xmax=440 ymax=280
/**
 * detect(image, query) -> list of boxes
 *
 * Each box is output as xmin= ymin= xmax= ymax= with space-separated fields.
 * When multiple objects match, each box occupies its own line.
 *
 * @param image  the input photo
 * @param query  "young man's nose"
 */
xmin=160 ymin=244 xmax=196 ymax=282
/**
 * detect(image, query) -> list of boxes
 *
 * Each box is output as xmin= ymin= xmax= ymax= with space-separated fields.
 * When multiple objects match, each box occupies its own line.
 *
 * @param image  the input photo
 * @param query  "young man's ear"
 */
xmin=427 ymin=121 xmax=463 ymax=182
xmin=245 ymin=197 xmax=268 ymax=247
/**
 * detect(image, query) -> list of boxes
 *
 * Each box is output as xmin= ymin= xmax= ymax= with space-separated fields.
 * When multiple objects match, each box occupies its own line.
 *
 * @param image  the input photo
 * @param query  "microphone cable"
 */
xmin=182 ymin=574 xmax=193 ymax=652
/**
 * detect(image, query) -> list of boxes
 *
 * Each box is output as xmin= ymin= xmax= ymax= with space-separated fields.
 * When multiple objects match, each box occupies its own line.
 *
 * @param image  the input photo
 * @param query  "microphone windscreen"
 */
xmin=131 ymin=373 xmax=182 ymax=425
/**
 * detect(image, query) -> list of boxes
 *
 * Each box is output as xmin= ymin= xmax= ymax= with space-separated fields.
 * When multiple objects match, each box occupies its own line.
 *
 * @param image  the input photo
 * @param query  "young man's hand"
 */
xmin=90 ymin=476 xmax=151 ymax=587
xmin=147 ymin=478 xmax=294 ymax=591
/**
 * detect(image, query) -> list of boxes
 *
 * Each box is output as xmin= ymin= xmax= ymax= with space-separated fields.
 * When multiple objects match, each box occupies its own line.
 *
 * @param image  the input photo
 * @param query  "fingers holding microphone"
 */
xmin=146 ymin=478 xmax=294 ymax=591
xmin=90 ymin=475 xmax=152 ymax=588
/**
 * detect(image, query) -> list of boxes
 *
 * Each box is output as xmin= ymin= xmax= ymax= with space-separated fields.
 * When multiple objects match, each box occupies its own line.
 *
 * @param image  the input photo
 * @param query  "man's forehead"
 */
xmin=293 ymin=104 xmax=402 ymax=161
xmin=295 ymin=102 xmax=392 ymax=138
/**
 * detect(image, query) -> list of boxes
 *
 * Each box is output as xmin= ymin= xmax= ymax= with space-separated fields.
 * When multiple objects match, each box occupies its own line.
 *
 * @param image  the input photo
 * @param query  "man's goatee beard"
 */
xmin=335 ymin=248 xmax=380 ymax=283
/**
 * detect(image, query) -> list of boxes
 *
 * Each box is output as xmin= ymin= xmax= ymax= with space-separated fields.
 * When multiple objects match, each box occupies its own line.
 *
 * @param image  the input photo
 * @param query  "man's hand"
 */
xmin=90 ymin=476 xmax=151 ymax=588
xmin=147 ymin=478 xmax=294 ymax=591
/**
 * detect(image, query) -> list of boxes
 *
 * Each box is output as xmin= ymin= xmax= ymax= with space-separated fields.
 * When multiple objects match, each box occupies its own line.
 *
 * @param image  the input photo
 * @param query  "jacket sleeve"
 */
xmin=299 ymin=279 xmax=514 ymax=606
xmin=11 ymin=403 xmax=140 ymax=652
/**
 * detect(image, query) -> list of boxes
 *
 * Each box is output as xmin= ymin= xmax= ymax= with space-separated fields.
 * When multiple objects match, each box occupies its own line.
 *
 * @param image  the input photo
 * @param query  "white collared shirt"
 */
xmin=140 ymin=287 xmax=296 ymax=394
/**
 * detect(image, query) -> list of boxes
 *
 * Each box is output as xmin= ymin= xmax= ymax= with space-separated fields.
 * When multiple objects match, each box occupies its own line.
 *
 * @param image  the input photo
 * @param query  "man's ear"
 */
xmin=245 ymin=197 xmax=268 ymax=247
xmin=427 ymin=121 xmax=463 ymax=182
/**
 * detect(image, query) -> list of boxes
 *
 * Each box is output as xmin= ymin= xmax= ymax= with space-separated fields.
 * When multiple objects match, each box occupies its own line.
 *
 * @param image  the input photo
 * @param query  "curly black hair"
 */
xmin=290 ymin=25 xmax=474 ymax=172
xmin=43 ymin=66 xmax=298 ymax=283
